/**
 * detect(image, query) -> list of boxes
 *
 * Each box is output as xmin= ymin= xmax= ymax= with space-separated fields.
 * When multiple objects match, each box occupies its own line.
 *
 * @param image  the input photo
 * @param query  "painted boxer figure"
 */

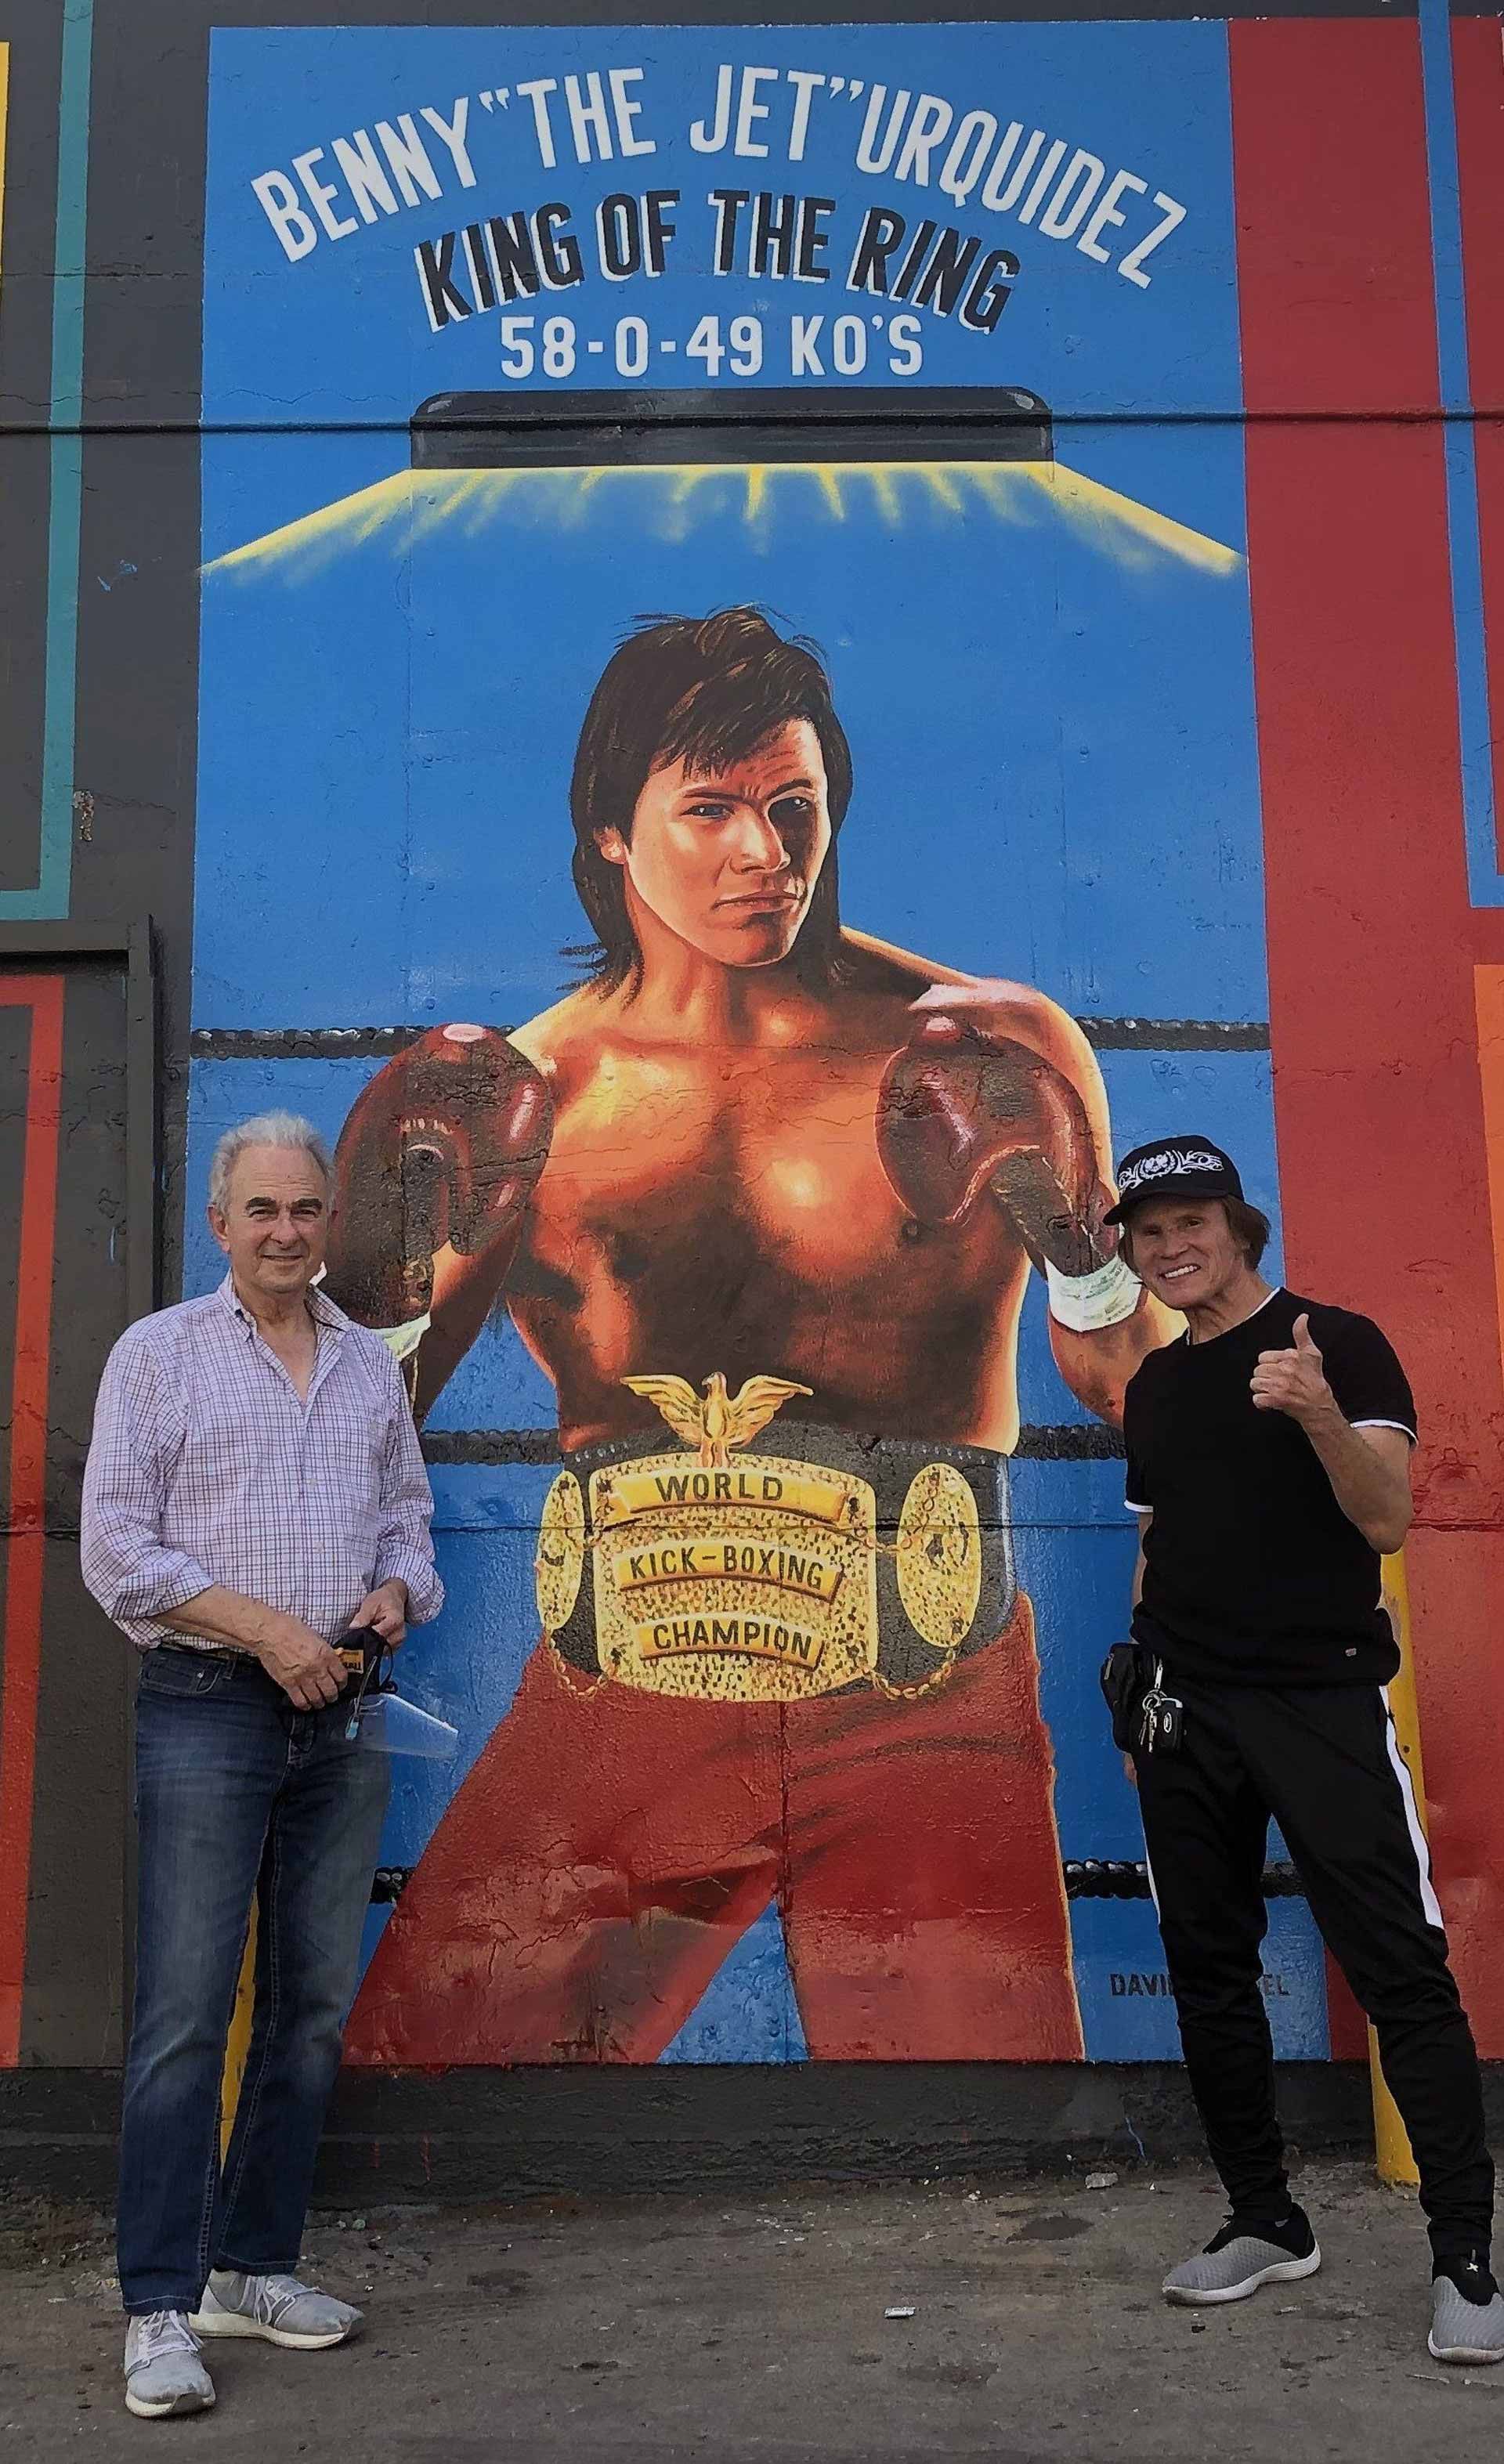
xmin=328 ymin=609 xmax=1171 ymax=2065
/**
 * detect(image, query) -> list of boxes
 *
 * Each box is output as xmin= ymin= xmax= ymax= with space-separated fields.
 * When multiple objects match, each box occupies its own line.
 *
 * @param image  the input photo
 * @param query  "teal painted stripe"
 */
xmin=1 ymin=0 xmax=93 ymax=921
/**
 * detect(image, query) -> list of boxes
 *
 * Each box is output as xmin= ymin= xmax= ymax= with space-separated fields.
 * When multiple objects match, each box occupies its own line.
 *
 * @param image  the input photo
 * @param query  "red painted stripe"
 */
xmin=1470 ymin=905 xmax=1504 ymax=965
xmin=0 ymin=978 xmax=65 ymax=2067
xmin=1231 ymin=20 xmax=1437 ymax=415
xmin=1232 ymin=23 xmax=1504 ymax=2052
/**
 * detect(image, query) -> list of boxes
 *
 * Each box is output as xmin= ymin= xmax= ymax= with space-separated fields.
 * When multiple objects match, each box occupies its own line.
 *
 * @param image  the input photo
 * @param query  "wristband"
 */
xmin=374 ymin=1313 xmax=431 ymax=1364
xmin=1045 ymin=1254 xmax=1141 ymax=1334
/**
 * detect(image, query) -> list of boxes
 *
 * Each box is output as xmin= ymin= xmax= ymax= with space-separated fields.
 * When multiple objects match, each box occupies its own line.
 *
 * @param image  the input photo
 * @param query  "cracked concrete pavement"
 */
xmin=2 ymin=2157 xmax=1500 ymax=2459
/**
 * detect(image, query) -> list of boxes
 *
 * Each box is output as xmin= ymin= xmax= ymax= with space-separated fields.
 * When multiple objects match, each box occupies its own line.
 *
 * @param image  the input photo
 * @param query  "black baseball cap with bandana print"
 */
xmin=1104 ymin=1135 xmax=1245 ymax=1227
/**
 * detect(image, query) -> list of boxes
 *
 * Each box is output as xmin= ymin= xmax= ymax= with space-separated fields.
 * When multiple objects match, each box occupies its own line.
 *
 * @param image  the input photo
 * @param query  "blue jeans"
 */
xmin=118 ymin=1649 xmax=389 ymax=2314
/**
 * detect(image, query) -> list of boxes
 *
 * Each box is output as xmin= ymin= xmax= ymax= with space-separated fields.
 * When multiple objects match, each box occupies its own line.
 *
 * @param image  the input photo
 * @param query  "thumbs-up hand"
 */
xmin=1250 ymin=1311 xmax=1334 ymax=1425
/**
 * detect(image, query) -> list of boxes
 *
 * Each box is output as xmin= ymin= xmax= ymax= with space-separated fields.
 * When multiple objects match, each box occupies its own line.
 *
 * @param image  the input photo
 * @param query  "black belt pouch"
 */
xmin=1100 ymin=1642 xmax=1151 ymax=1751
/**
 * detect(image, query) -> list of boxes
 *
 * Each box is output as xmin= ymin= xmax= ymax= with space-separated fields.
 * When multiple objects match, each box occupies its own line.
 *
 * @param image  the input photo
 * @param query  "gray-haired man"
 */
xmin=81 ymin=1112 xmax=443 ymax=2420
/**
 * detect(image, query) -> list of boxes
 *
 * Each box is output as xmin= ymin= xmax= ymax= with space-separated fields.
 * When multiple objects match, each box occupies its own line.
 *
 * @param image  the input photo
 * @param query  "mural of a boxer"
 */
xmin=327 ymin=606 xmax=1172 ymax=2064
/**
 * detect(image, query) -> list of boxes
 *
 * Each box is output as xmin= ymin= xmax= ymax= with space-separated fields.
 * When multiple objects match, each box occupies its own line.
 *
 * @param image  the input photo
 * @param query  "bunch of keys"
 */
xmin=1137 ymin=1658 xmax=1184 ymax=1755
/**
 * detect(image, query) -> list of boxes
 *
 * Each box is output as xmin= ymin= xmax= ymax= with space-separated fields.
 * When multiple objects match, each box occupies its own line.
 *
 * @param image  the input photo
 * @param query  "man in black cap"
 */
xmin=1110 ymin=1136 xmax=1502 ymax=2365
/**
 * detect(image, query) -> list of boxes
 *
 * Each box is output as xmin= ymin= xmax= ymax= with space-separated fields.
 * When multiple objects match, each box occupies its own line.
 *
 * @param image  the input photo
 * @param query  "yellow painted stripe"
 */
xmin=220 ymin=1906 xmax=257 ymax=2160
xmin=1370 ymin=1552 xmax=1423 ymax=2189
xmin=0 ymin=46 xmax=11 ymax=307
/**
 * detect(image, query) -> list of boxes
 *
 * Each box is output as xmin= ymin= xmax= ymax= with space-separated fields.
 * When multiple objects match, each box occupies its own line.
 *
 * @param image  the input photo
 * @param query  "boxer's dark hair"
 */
xmin=1119 ymin=1198 xmax=1271 ymax=1272
xmin=568 ymin=608 xmax=853 ymax=990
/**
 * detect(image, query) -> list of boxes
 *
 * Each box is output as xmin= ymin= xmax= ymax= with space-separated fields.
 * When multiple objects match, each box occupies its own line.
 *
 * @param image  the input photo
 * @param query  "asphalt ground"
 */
xmin=2 ymin=2156 xmax=1499 ymax=2460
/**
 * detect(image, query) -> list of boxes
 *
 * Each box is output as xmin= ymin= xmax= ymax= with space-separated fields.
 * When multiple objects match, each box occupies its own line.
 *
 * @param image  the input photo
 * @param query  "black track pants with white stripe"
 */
xmin=1133 ymin=1678 xmax=1494 ymax=2260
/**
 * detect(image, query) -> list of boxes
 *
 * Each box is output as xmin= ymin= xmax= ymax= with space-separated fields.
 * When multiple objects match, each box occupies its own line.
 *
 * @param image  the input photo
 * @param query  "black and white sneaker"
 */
xmin=1429 ymin=2253 xmax=1504 ymax=2364
xmin=1162 ymin=2206 xmax=1321 ymax=2307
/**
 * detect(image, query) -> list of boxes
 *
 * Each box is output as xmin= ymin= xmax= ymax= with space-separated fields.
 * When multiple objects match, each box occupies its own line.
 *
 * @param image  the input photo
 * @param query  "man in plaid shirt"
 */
xmin=81 ymin=1111 xmax=443 ymax=2422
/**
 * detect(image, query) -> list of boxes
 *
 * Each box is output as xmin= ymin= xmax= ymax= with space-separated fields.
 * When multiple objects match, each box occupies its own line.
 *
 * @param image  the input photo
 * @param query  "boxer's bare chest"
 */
xmin=507 ymin=1029 xmax=1029 ymax=1441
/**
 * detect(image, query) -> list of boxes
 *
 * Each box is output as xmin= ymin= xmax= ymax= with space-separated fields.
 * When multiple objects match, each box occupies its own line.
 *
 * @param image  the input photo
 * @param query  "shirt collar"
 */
xmin=217 ymin=1270 xmax=349 ymax=1338
xmin=1179 ymin=1284 xmax=1285 ymax=1349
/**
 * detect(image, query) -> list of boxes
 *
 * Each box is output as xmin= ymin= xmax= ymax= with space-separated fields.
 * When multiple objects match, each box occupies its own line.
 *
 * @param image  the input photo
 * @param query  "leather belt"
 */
xmin=153 ymin=1641 xmax=258 ymax=1667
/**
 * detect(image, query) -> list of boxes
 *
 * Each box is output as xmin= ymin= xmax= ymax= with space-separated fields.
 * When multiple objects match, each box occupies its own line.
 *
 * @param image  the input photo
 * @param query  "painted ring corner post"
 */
xmin=8 ymin=0 xmax=1504 ymax=2209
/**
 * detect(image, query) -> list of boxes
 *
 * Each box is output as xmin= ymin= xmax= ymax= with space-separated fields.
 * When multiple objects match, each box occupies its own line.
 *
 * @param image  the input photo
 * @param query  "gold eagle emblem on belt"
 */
xmin=620 ymin=1370 xmax=812 ymax=1468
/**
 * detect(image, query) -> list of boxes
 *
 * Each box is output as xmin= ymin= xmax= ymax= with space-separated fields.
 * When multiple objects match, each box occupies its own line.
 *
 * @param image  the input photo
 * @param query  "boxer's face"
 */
xmin=1126 ymin=1199 xmax=1247 ymax=1315
xmin=209 ymin=1143 xmax=330 ymax=1305
xmin=597 ymin=720 xmax=832 ymax=970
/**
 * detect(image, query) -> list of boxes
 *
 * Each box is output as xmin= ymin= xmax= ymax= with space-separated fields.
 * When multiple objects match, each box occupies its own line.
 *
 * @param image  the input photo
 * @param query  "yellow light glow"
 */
xmin=204 ymin=459 xmax=1243 ymax=584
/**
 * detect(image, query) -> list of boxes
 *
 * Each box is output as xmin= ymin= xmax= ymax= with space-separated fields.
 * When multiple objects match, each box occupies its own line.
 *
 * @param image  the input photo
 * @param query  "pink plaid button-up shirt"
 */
xmin=81 ymin=1274 xmax=443 ymax=1652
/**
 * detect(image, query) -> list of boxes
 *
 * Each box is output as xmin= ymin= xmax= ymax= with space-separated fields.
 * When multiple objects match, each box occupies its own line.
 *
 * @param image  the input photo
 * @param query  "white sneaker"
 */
xmin=190 ymin=2268 xmax=362 ymax=2350
xmin=123 ymin=2310 xmax=215 ymax=2418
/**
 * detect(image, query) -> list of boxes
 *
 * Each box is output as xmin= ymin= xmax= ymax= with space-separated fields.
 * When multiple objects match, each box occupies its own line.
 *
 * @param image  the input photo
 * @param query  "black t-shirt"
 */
xmin=1123 ymin=1288 xmax=1416 ymax=1686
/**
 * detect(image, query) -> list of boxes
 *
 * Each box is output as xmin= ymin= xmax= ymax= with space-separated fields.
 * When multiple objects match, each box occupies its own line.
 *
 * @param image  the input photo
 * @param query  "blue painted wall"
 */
xmin=189 ymin=19 xmax=1329 ymax=2064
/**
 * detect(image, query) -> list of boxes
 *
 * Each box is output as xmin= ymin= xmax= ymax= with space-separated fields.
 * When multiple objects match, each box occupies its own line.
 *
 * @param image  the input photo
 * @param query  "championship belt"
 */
xmin=535 ymin=1375 xmax=1016 ymax=1705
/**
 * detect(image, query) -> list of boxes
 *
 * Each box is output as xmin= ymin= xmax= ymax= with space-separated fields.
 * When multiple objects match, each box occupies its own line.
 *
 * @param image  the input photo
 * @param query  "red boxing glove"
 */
xmin=326 ymin=1024 xmax=553 ymax=1328
xmin=877 ymin=1012 xmax=1100 ymax=1276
